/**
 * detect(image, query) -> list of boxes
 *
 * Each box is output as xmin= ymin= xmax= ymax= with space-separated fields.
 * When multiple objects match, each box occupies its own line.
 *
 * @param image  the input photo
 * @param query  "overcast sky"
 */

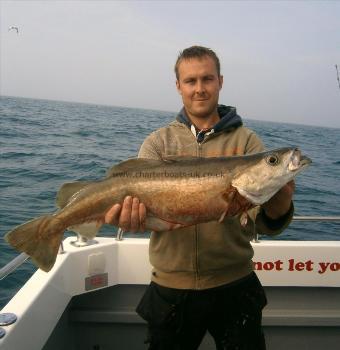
xmin=1 ymin=0 xmax=339 ymax=128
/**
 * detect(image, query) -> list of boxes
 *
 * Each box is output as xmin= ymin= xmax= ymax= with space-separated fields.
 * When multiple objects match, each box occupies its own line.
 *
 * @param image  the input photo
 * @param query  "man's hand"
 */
xmin=104 ymin=196 xmax=146 ymax=233
xmin=261 ymin=180 xmax=295 ymax=220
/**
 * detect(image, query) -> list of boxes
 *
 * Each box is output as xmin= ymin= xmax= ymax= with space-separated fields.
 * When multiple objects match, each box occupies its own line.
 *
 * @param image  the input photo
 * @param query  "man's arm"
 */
xmin=261 ymin=180 xmax=295 ymax=220
xmin=254 ymin=180 xmax=295 ymax=235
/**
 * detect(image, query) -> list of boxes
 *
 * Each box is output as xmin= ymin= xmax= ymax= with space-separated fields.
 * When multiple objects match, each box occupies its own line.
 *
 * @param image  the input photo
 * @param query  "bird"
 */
xmin=8 ymin=26 xmax=19 ymax=34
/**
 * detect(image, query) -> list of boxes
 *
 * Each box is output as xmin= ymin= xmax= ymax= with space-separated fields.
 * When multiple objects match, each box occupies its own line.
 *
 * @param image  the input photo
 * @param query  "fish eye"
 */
xmin=266 ymin=154 xmax=280 ymax=166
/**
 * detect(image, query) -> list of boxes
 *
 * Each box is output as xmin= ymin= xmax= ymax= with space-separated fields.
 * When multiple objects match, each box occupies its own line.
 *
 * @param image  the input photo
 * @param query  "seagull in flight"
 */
xmin=8 ymin=26 xmax=19 ymax=34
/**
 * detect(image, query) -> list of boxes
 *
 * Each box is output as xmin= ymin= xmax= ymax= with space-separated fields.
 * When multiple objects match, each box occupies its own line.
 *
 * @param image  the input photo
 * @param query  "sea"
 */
xmin=0 ymin=96 xmax=339 ymax=308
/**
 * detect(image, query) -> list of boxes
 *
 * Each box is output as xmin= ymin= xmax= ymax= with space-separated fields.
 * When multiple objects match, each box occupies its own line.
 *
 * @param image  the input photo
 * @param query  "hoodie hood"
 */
xmin=176 ymin=104 xmax=243 ymax=133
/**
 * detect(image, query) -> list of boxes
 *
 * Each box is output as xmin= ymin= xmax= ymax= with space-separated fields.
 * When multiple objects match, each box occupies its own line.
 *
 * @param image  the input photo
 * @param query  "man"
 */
xmin=105 ymin=46 xmax=294 ymax=349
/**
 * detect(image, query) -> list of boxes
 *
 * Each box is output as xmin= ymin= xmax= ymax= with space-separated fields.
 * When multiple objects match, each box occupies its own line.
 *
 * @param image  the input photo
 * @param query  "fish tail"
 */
xmin=5 ymin=215 xmax=65 ymax=272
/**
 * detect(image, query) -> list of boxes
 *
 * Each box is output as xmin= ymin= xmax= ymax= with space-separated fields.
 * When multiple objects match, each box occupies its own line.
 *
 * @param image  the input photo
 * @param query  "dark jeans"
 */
xmin=136 ymin=272 xmax=267 ymax=350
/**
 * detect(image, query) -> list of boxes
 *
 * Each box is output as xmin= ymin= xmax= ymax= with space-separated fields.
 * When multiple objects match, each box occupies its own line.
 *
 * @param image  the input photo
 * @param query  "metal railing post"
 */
xmin=116 ymin=227 xmax=124 ymax=241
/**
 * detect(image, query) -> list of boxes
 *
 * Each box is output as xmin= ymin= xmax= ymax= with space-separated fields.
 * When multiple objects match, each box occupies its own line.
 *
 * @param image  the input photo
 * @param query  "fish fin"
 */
xmin=106 ymin=158 xmax=165 ymax=177
xmin=68 ymin=221 xmax=102 ymax=239
xmin=5 ymin=215 xmax=65 ymax=272
xmin=56 ymin=181 xmax=92 ymax=209
xmin=240 ymin=212 xmax=249 ymax=227
xmin=162 ymin=155 xmax=200 ymax=163
xmin=218 ymin=206 xmax=229 ymax=223
xmin=106 ymin=156 xmax=201 ymax=177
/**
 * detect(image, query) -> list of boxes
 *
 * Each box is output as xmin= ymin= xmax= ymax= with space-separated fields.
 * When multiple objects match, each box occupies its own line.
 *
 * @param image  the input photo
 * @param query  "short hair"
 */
xmin=174 ymin=45 xmax=221 ymax=80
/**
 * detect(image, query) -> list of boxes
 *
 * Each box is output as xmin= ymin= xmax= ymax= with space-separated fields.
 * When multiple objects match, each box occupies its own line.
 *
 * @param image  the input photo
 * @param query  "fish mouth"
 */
xmin=289 ymin=149 xmax=312 ymax=171
xmin=300 ymin=155 xmax=312 ymax=167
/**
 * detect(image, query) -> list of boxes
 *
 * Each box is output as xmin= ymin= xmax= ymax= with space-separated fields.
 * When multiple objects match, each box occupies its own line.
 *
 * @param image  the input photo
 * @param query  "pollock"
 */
xmin=5 ymin=147 xmax=311 ymax=272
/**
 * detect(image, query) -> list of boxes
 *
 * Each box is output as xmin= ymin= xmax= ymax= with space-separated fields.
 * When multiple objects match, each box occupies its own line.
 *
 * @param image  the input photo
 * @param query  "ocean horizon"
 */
xmin=3 ymin=94 xmax=339 ymax=130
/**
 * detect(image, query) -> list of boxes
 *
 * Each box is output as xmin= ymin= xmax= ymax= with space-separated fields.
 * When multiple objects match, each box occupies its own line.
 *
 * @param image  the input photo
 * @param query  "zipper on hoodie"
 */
xmin=195 ymin=134 xmax=214 ymax=288
xmin=195 ymin=142 xmax=202 ymax=289
xmin=190 ymin=126 xmax=214 ymax=289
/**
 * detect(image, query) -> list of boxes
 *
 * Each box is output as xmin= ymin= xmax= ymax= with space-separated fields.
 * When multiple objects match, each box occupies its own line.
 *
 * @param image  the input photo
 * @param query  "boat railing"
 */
xmin=1 ymin=216 xmax=340 ymax=280
xmin=0 ymin=253 xmax=29 ymax=281
xmin=251 ymin=215 xmax=340 ymax=243
xmin=291 ymin=216 xmax=340 ymax=221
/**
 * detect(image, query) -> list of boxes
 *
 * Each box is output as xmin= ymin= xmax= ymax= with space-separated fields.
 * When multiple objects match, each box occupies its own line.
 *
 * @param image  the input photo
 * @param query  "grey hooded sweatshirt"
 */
xmin=138 ymin=105 xmax=293 ymax=289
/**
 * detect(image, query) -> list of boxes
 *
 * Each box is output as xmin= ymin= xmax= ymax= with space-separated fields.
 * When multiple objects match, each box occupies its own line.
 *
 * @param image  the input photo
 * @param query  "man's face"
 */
xmin=176 ymin=56 xmax=223 ymax=120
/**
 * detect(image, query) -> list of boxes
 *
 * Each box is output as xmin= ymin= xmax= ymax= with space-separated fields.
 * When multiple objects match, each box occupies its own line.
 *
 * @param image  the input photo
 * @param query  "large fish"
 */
xmin=5 ymin=147 xmax=311 ymax=272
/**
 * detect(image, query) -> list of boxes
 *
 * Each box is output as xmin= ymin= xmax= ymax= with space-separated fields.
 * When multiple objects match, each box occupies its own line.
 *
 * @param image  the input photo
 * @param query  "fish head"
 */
xmin=231 ymin=147 xmax=311 ymax=205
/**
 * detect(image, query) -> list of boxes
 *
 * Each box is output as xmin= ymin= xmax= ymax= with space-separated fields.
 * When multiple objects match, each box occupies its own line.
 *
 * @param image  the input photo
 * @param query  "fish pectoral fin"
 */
xmin=145 ymin=216 xmax=187 ymax=232
xmin=240 ymin=212 xmax=249 ymax=227
xmin=56 ymin=181 xmax=93 ymax=209
xmin=68 ymin=221 xmax=102 ymax=239
xmin=218 ymin=204 xmax=230 ymax=223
